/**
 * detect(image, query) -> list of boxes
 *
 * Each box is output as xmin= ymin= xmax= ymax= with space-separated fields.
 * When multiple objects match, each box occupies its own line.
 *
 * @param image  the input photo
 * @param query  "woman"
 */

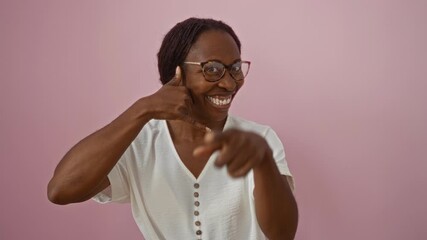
xmin=48 ymin=17 xmax=298 ymax=240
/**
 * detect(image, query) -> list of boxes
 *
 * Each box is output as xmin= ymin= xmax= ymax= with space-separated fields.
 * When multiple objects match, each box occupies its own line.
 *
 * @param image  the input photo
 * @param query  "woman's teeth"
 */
xmin=207 ymin=96 xmax=232 ymax=106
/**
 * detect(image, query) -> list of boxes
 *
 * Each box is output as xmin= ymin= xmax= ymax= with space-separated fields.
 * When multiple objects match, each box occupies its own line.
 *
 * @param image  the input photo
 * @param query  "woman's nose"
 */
xmin=217 ymin=71 xmax=237 ymax=91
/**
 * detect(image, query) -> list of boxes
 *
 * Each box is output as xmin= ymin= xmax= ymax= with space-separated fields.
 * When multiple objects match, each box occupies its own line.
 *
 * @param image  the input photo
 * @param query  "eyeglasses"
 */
xmin=183 ymin=60 xmax=251 ymax=82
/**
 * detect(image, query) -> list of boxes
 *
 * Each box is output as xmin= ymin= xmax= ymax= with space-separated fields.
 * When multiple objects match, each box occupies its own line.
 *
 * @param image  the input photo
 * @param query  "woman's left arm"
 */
xmin=253 ymin=151 xmax=298 ymax=240
xmin=193 ymin=129 xmax=298 ymax=240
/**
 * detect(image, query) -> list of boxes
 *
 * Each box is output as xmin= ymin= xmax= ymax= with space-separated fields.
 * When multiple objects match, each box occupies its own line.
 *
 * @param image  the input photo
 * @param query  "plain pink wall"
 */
xmin=1 ymin=0 xmax=426 ymax=239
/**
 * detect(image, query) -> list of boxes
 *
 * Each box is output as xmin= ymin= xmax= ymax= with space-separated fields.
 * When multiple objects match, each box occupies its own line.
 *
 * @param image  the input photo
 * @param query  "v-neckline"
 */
xmin=162 ymin=117 xmax=232 ymax=182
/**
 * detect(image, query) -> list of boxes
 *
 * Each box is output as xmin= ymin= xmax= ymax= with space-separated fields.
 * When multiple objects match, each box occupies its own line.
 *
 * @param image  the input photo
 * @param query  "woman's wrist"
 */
xmin=133 ymin=96 xmax=155 ymax=123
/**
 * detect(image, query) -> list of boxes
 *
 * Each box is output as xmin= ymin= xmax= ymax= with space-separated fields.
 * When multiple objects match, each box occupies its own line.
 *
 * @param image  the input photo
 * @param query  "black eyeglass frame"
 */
xmin=182 ymin=60 xmax=251 ymax=82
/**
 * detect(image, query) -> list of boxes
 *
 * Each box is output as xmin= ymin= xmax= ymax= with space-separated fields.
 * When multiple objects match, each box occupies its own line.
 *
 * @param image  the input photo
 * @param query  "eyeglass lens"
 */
xmin=203 ymin=61 xmax=249 ymax=81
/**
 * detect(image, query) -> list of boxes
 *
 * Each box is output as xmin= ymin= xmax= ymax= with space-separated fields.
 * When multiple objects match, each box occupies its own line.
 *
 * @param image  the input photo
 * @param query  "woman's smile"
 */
xmin=205 ymin=95 xmax=233 ymax=108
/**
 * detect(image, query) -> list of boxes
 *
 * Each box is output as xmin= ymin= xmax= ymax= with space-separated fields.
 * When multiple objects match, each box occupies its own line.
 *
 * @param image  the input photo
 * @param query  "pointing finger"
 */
xmin=193 ymin=132 xmax=222 ymax=158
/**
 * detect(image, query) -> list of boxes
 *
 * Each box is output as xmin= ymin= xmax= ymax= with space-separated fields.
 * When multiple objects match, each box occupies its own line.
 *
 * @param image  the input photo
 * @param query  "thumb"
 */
xmin=166 ymin=66 xmax=183 ymax=86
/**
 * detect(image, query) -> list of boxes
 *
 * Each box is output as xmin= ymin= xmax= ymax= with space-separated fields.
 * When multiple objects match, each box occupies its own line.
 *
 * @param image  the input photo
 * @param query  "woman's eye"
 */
xmin=231 ymin=66 xmax=241 ymax=72
xmin=205 ymin=67 xmax=220 ymax=74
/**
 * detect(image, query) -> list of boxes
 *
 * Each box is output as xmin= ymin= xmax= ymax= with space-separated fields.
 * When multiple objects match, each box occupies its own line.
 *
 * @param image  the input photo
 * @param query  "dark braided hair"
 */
xmin=157 ymin=18 xmax=241 ymax=84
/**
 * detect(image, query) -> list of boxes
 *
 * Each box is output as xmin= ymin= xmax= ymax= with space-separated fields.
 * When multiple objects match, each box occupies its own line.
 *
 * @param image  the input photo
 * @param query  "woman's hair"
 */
xmin=157 ymin=17 xmax=241 ymax=84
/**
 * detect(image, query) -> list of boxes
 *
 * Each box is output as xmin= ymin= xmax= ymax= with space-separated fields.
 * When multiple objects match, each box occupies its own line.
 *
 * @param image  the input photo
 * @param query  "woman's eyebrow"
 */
xmin=205 ymin=58 xmax=242 ymax=64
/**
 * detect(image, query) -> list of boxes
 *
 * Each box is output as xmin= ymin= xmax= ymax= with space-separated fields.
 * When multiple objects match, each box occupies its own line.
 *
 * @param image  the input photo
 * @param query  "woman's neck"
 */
xmin=166 ymin=118 xmax=227 ymax=142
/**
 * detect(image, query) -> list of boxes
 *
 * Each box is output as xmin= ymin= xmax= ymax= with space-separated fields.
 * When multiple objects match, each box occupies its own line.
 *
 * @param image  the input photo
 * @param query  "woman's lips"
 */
xmin=206 ymin=95 xmax=233 ymax=109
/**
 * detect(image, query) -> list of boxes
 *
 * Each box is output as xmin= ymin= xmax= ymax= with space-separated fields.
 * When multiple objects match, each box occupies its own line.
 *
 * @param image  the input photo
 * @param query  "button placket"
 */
xmin=193 ymin=182 xmax=202 ymax=239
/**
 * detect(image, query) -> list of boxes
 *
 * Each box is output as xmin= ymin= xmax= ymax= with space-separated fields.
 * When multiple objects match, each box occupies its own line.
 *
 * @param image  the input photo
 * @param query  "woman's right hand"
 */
xmin=142 ymin=67 xmax=199 ymax=125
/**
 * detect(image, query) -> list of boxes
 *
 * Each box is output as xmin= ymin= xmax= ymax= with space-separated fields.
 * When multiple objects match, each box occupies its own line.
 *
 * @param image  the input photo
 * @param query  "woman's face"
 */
xmin=183 ymin=30 xmax=244 ymax=125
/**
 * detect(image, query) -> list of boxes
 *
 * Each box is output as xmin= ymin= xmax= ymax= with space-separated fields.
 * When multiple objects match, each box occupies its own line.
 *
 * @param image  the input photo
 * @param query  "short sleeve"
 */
xmin=92 ymin=155 xmax=131 ymax=204
xmin=247 ymin=127 xmax=295 ymax=200
xmin=264 ymin=127 xmax=295 ymax=191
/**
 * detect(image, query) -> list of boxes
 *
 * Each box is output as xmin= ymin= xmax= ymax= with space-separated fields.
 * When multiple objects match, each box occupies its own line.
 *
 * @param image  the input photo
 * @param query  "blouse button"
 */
xmin=196 ymin=230 xmax=202 ymax=235
xmin=194 ymin=210 xmax=199 ymax=216
xmin=194 ymin=192 xmax=199 ymax=198
xmin=195 ymin=221 xmax=201 ymax=226
xmin=195 ymin=201 xmax=200 ymax=207
xmin=194 ymin=183 xmax=200 ymax=189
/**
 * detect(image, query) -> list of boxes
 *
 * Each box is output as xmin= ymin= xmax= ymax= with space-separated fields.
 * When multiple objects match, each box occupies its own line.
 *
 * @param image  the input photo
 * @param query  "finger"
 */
xmin=216 ymin=136 xmax=246 ymax=168
xmin=193 ymin=130 xmax=233 ymax=158
xmin=204 ymin=131 xmax=232 ymax=144
xmin=193 ymin=132 xmax=223 ymax=158
xmin=215 ymin=144 xmax=239 ymax=168
xmin=230 ymin=158 xmax=254 ymax=177
xmin=183 ymin=90 xmax=194 ymax=112
xmin=165 ymin=66 xmax=183 ymax=86
xmin=210 ymin=130 xmax=242 ymax=166
xmin=176 ymin=96 xmax=208 ymax=131
xmin=226 ymin=147 xmax=254 ymax=172
xmin=215 ymin=138 xmax=242 ymax=167
xmin=204 ymin=131 xmax=216 ymax=143
xmin=231 ymin=145 xmax=268 ymax=177
xmin=193 ymin=141 xmax=222 ymax=158
xmin=180 ymin=115 xmax=211 ymax=132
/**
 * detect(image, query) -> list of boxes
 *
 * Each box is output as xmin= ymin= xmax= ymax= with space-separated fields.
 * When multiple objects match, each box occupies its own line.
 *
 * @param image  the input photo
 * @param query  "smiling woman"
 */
xmin=47 ymin=17 xmax=298 ymax=240
xmin=179 ymin=30 xmax=245 ymax=124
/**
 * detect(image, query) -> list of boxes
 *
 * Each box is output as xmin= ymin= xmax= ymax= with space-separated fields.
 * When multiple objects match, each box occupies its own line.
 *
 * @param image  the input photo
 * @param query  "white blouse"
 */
xmin=93 ymin=115 xmax=294 ymax=240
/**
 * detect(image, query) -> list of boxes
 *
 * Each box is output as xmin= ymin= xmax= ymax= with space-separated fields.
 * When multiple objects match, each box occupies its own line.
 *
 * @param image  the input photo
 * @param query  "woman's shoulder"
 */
xmin=133 ymin=119 xmax=166 ymax=142
xmin=144 ymin=118 xmax=165 ymax=130
xmin=226 ymin=115 xmax=273 ymax=135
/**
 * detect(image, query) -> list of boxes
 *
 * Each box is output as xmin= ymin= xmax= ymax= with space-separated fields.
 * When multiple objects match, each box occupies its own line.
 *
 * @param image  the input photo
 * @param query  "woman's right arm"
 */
xmin=47 ymin=98 xmax=153 ymax=205
xmin=48 ymin=68 xmax=192 ymax=205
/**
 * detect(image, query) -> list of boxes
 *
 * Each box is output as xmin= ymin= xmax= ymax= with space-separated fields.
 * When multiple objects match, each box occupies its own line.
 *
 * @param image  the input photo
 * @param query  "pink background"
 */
xmin=1 ymin=0 xmax=426 ymax=239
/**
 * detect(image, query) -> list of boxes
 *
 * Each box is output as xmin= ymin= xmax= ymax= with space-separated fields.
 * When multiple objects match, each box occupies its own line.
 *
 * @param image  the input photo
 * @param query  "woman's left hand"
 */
xmin=193 ymin=129 xmax=273 ymax=178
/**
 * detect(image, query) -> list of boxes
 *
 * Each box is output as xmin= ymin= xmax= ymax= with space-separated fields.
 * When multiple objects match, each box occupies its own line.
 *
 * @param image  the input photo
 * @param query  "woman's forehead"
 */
xmin=186 ymin=30 xmax=241 ymax=63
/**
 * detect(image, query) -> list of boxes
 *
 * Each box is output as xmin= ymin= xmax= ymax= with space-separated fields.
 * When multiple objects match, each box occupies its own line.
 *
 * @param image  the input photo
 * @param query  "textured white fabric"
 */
xmin=93 ymin=115 xmax=293 ymax=240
